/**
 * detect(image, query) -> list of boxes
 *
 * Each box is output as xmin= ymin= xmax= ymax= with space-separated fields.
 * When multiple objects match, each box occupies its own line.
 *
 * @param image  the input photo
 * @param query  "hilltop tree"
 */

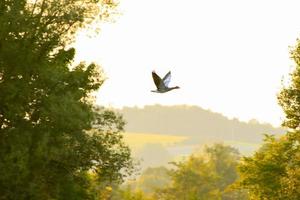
xmin=0 ymin=0 xmax=133 ymax=199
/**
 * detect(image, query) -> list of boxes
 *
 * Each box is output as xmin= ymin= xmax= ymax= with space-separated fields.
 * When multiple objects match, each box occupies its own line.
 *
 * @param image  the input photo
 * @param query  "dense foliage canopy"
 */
xmin=0 ymin=0 xmax=133 ymax=199
xmin=155 ymin=144 xmax=247 ymax=200
xmin=238 ymin=133 xmax=300 ymax=200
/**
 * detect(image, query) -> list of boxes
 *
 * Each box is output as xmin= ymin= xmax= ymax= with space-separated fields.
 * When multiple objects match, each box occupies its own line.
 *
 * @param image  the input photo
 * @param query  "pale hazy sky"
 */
xmin=74 ymin=0 xmax=300 ymax=127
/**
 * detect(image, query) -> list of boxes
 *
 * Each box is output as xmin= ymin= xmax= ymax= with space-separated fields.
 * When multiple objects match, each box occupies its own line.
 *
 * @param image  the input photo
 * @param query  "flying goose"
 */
xmin=151 ymin=71 xmax=180 ymax=93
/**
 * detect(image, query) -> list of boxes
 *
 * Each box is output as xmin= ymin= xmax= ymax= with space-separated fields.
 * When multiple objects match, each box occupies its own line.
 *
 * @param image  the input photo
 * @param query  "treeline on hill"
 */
xmin=119 ymin=105 xmax=285 ymax=144
xmin=1 ymin=0 xmax=300 ymax=200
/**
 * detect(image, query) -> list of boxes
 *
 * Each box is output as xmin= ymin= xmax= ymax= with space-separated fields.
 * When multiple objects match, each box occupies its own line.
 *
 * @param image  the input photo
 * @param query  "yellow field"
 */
xmin=122 ymin=132 xmax=187 ymax=150
xmin=121 ymin=133 xmax=261 ymax=156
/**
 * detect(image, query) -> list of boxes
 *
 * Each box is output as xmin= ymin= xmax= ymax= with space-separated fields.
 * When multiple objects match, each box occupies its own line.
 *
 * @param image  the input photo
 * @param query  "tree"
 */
xmin=126 ymin=166 xmax=172 ymax=195
xmin=238 ymin=38 xmax=300 ymax=200
xmin=238 ymin=133 xmax=300 ymax=200
xmin=0 ymin=0 xmax=133 ymax=199
xmin=156 ymin=144 xmax=248 ymax=200
xmin=278 ymin=39 xmax=300 ymax=129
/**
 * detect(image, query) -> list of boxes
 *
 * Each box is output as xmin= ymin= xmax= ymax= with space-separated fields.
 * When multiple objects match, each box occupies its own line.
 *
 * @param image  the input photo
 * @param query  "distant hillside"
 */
xmin=118 ymin=105 xmax=285 ymax=144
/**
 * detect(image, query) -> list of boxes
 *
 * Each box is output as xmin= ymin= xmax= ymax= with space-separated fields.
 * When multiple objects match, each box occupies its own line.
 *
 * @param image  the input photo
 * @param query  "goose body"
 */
xmin=151 ymin=71 xmax=180 ymax=93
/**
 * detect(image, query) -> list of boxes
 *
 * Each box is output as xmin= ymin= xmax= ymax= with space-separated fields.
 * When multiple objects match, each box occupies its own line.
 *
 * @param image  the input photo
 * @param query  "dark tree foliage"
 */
xmin=0 ymin=0 xmax=133 ymax=199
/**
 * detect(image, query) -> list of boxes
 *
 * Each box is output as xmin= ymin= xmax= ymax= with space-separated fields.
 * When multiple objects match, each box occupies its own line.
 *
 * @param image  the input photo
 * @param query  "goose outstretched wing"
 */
xmin=152 ymin=71 xmax=162 ymax=89
xmin=162 ymin=71 xmax=171 ymax=87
